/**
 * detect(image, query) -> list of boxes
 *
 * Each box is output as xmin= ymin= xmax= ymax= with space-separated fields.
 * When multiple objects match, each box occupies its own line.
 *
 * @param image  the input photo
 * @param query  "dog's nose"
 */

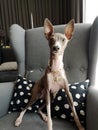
xmin=53 ymin=46 xmax=60 ymax=51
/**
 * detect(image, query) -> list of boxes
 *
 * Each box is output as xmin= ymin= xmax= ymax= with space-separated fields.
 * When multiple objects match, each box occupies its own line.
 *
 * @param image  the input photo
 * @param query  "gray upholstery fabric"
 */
xmin=86 ymin=16 xmax=98 ymax=130
xmin=86 ymin=87 xmax=98 ymax=130
xmin=25 ymin=27 xmax=49 ymax=82
xmin=10 ymin=24 xmax=25 ymax=76
xmin=0 ymin=113 xmax=76 ymax=130
xmin=0 ymin=82 xmax=14 ymax=117
xmin=88 ymin=17 xmax=98 ymax=86
xmin=63 ymin=24 xmax=90 ymax=83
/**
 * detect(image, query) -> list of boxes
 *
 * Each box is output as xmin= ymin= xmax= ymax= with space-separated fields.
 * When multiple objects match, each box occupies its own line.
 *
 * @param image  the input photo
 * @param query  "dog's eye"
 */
xmin=62 ymin=38 xmax=66 ymax=42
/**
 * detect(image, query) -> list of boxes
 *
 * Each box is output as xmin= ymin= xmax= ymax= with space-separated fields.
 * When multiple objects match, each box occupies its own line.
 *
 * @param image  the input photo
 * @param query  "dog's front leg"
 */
xmin=64 ymin=82 xmax=85 ymax=130
xmin=46 ymin=89 xmax=53 ymax=130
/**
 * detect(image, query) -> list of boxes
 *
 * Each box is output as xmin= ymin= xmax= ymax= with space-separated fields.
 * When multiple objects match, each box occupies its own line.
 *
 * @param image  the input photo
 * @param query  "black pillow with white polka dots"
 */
xmin=8 ymin=75 xmax=44 ymax=113
xmin=51 ymin=80 xmax=89 ymax=126
xmin=8 ymin=75 xmax=89 ymax=126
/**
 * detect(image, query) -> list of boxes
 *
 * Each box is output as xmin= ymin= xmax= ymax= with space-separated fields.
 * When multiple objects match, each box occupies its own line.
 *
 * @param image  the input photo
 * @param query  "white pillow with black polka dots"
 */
xmin=8 ymin=75 xmax=89 ymax=126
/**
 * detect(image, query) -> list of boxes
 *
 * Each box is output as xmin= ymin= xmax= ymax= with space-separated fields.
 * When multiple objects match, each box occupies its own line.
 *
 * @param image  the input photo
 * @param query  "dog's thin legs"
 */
xmin=15 ymin=109 xmax=27 ymax=126
xmin=46 ymin=90 xmax=52 ymax=130
xmin=64 ymin=84 xmax=85 ymax=130
xmin=38 ymin=109 xmax=48 ymax=122
xmin=15 ymin=97 xmax=35 ymax=127
xmin=38 ymin=104 xmax=48 ymax=122
xmin=15 ymin=85 xmax=41 ymax=127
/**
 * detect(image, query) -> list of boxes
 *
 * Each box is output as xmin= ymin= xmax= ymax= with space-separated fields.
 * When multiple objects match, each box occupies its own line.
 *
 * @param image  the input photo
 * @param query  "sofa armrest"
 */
xmin=9 ymin=24 xmax=25 ymax=76
xmin=0 ymin=82 xmax=14 ymax=118
xmin=86 ymin=86 xmax=98 ymax=130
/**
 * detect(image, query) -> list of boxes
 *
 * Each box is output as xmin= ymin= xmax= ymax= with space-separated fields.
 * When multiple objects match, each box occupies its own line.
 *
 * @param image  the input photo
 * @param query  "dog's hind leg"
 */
xmin=64 ymin=82 xmax=85 ymax=130
xmin=38 ymin=104 xmax=48 ymax=122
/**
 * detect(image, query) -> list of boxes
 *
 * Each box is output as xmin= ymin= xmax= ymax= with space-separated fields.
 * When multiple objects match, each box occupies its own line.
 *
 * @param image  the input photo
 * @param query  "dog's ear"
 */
xmin=44 ymin=18 xmax=54 ymax=39
xmin=65 ymin=19 xmax=74 ymax=40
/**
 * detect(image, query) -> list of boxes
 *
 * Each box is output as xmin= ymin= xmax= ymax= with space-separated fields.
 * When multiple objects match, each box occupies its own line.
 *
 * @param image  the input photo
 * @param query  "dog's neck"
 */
xmin=48 ymin=53 xmax=64 ymax=72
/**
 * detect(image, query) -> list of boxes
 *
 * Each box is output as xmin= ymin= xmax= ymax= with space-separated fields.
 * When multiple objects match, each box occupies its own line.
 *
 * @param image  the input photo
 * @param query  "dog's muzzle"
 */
xmin=52 ymin=46 xmax=60 ymax=52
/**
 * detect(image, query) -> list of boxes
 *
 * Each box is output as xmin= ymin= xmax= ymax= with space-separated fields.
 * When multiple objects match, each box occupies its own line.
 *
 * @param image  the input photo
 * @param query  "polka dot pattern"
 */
xmin=51 ymin=79 xmax=89 ymax=126
xmin=8 ymin=75 xmax=44 ymax=113
xmin=8 ymin=75 xmax=89 ymax=127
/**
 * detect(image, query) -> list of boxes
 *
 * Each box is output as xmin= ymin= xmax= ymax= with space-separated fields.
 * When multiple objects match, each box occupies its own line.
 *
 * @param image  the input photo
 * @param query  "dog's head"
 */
xmin=44 ymin=18 xmax=74 ymax=55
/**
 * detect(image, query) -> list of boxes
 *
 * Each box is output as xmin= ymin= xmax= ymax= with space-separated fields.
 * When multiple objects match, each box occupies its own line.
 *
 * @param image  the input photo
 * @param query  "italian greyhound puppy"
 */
xmin=15 ymin=19 xmax=84 ymax=130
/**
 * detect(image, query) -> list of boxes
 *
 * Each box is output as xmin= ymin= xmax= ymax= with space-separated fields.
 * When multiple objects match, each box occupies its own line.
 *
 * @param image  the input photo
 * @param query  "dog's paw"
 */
xmin=42 ymin=114 xmax=48 ymax=122
xmin=15 ymin=117 xmax=22 ymax=127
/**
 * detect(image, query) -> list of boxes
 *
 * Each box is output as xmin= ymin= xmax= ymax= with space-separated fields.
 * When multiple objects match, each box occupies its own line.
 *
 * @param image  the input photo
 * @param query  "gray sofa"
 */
xmin=0 ymin=17 xmax=98 ymax=130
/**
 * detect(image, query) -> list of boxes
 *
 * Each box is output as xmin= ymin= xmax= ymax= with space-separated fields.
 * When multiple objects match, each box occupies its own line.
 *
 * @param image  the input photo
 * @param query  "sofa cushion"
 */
xmin=0 ymin=113 xmax=76 ymax=130
xmin=8 ymin=75 xmax=89 ymax=126
xmin=51 ymin=80 xmax=89 ymax=126
xmin=8 ymin=75 xmax=43 ymax=113
xmin=0 ymin=70 xmax=17 ymax=82
xmin=0 ymin=48 xmax=16 ymax=64
xmin=0 ymin=62 xmax=17 ymax=71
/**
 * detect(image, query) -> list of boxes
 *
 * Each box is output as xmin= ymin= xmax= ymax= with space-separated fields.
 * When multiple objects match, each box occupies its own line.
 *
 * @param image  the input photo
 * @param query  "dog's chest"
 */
xmin=47 ymin=70 xmax=66 ymax=94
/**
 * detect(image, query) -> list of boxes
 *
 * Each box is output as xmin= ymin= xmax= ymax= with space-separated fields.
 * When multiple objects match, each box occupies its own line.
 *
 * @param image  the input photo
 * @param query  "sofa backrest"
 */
xmin=12 ymin=17 xmax=98 ymax=84
xmin=25 ymin=24 xmax=91 ymax=83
